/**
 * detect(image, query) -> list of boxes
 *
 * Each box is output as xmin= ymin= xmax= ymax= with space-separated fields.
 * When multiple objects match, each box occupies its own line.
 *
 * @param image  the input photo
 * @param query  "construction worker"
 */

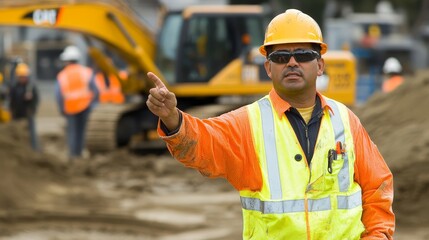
xmin=382 ymin=57 xmax=404 ymax=93
xmin=146 ymin=9 xmax=394 ymax=239
xmin=55 ymin=45 xmax=98 ymax=161
xmin=9 ymin=62 xmax=40 ymax=151
xmin=94 ymin=71 xmax=125 ymax=104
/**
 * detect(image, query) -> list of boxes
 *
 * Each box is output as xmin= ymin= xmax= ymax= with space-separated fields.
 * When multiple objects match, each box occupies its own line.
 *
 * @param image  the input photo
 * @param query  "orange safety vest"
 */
xmin=94 ymin=72 xmax=125 ymax=104
xmin=57 ymin=64 xmax=93 ymax=114
xmin=382 ymin=75 xmax=403 ymax=93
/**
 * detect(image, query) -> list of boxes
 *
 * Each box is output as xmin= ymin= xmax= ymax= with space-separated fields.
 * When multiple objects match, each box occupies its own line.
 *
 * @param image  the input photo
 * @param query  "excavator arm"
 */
xmin=0 ymin=0 xmax=167 ymax=92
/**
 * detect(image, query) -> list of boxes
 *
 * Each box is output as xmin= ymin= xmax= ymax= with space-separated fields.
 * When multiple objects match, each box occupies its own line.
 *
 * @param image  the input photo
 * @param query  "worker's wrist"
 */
xmin=160 ymin=109 xmax=181 ymax=133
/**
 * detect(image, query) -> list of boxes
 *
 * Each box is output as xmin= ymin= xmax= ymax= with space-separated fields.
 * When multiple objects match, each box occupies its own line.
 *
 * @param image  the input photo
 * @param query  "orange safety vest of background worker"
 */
xmin=94 ymin=72 xmax=125 ymax=104
xmin=57 ymin=64 xmax=93 ymax=114
xmin=382 ymin=75 xmax=403 ymax=93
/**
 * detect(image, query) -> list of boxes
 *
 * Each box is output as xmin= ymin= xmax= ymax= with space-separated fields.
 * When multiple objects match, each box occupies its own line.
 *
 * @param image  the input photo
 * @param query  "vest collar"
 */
xmin=268 ymin=89 xmax=333 ymax=119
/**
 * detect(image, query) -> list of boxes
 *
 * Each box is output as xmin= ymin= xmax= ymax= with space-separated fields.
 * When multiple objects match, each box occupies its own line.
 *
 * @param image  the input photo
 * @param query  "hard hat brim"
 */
xmin=259 ymin=41 xmax=328 ymax=57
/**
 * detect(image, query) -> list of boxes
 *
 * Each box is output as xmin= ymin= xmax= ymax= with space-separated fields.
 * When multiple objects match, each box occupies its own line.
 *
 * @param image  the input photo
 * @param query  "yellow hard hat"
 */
xmin=15 ymin=63 xmax=30 ymax=77
xmin=259 ymin=9 xmax=328 ymax=57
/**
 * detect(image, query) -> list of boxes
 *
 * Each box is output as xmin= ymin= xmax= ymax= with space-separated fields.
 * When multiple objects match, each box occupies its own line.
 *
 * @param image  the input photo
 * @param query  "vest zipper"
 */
xmin=300 ymin=120 xmax=313 ymax=193
xmin=299 ymin=120 xmax=311 ymax=158
xmin=305 ymin=125 xmax=310 ymax=157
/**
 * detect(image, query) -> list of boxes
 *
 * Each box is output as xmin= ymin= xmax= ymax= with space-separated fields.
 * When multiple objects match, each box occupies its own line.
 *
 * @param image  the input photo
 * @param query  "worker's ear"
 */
xmin=317 ymin=58 xmax=325 ymax=76
xmin=264 ymin=59 xmax=272 ymax=78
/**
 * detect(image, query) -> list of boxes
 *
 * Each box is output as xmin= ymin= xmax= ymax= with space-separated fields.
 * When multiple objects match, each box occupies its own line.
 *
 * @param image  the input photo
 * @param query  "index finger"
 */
xmin=147 ymin=72 xmax=166 ymax=89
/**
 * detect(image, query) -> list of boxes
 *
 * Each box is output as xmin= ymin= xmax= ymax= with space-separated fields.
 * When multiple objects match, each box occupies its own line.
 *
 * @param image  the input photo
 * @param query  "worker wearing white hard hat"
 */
xmin=382 ymin=57 xmax=404 ymax=93
xmin=56 ymin=45 xmax=98 ymax=162
xmin=59 ymin=45 xmax=82 ymax=62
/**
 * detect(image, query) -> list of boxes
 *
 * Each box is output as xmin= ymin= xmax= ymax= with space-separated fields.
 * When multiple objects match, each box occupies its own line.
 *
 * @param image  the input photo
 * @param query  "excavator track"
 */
xmin=86 ymin=103 xmax=141 ymax=153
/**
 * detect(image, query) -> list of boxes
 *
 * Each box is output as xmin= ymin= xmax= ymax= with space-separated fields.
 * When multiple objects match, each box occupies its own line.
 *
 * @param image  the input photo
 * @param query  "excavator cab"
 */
xmin=155 ymin=5 xmax=273 ymax=102
xmin=157 ymin=7 xmax=267 ymax=85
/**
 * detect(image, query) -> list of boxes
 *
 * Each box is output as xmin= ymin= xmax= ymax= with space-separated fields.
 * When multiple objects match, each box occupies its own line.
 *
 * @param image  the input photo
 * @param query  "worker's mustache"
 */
xmin=283 ymin=67 xmax=303 ymax=77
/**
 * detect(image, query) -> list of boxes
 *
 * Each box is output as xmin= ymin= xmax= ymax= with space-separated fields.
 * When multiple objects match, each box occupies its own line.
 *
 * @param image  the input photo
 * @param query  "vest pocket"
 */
xmin=307 ymin=153 xmax=346 ymax=193
xmin=331 ymin=153 xmax=345 ymax=174
xmin=324 ymin=153 xmax=345 ymax=192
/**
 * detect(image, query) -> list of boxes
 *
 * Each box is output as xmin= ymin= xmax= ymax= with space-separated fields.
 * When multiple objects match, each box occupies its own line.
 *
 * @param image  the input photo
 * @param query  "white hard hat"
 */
xmin=383 ymin=57 xmax=402 ymax=74
xmin=60 ymin=45 xmax=82 ymax=61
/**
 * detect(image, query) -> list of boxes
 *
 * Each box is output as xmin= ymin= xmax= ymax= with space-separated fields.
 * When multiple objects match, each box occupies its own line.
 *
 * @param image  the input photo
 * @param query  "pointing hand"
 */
xmin=146 ymin=72 xmax=179 ymax=131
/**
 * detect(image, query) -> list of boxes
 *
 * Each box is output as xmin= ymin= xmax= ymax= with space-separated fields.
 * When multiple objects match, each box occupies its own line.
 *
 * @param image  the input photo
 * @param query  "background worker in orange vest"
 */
xmin=94 ymin=71 xmax=125 ymax=104
xmin=382 ymin=57 xmax=404 ymax=93
xmin=9 ymin=62 xmax=40 ymax=151
xmin=146 ymin=9 xmax=394 ymax=239
xmin=55 ymin=45 xmax=98 ymax=162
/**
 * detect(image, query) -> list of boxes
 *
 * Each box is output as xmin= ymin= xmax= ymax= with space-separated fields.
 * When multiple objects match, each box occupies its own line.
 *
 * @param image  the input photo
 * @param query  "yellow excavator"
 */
xmin=0 ymin=0 xmax=357 ymax=153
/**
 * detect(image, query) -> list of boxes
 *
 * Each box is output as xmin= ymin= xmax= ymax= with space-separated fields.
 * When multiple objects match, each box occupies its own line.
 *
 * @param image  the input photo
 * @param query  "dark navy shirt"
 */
xmin=285 ymin=96 xmax=324 ymax=165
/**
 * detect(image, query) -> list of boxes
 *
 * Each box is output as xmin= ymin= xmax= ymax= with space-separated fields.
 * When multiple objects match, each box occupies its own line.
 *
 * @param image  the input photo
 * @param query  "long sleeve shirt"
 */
xmin=158 ymin=89 xmax=395 ymax=239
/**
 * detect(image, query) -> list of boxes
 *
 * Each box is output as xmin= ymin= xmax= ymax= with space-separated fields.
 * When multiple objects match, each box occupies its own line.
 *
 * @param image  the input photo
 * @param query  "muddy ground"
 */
xmin=0 ymin=121 xmax=242 ymax=240
xmin=1 ymin=71 xmax=429 ymax=239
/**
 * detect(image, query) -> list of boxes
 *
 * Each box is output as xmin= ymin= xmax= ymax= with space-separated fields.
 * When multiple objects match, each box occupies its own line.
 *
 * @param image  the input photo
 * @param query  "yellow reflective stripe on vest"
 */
xmin=326 ymin=99 xmax=350 ymax=192
xmin=258 ymin=98 xmax=282 ymax=199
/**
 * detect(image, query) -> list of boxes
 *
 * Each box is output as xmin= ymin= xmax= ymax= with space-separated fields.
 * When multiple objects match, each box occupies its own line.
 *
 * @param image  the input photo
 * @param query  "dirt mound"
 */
xmin=355 ymin=69 xmax=429 ymax=225
xmin=0 ymin=122 xmax=67 ymax=210
xmin=0 ymin=122 xmax=111 ymax=214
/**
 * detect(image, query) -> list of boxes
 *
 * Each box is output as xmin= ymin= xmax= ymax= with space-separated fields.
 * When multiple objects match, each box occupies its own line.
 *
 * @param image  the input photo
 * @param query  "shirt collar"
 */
xmin=268 ymin=88 xmax=333 ymax=118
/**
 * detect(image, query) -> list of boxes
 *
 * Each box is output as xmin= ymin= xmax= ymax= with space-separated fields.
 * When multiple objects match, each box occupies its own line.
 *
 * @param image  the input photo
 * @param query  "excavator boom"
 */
xmin=0 ymin=0 xmax=165 ymax=91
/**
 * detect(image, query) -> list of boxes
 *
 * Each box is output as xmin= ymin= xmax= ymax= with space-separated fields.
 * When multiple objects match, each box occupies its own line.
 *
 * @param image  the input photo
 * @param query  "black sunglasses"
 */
xmin=268 ymin=49 xmax=320 ymax=64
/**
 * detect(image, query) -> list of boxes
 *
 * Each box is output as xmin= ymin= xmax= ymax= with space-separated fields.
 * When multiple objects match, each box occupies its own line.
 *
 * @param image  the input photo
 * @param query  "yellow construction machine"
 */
xmin=318 ymin=50 xmax=357 ymax=105
xmin=0 ymin=0 xmax=357 ymax=153
xmin=0 ymin=72 xmax=11 ymax=123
